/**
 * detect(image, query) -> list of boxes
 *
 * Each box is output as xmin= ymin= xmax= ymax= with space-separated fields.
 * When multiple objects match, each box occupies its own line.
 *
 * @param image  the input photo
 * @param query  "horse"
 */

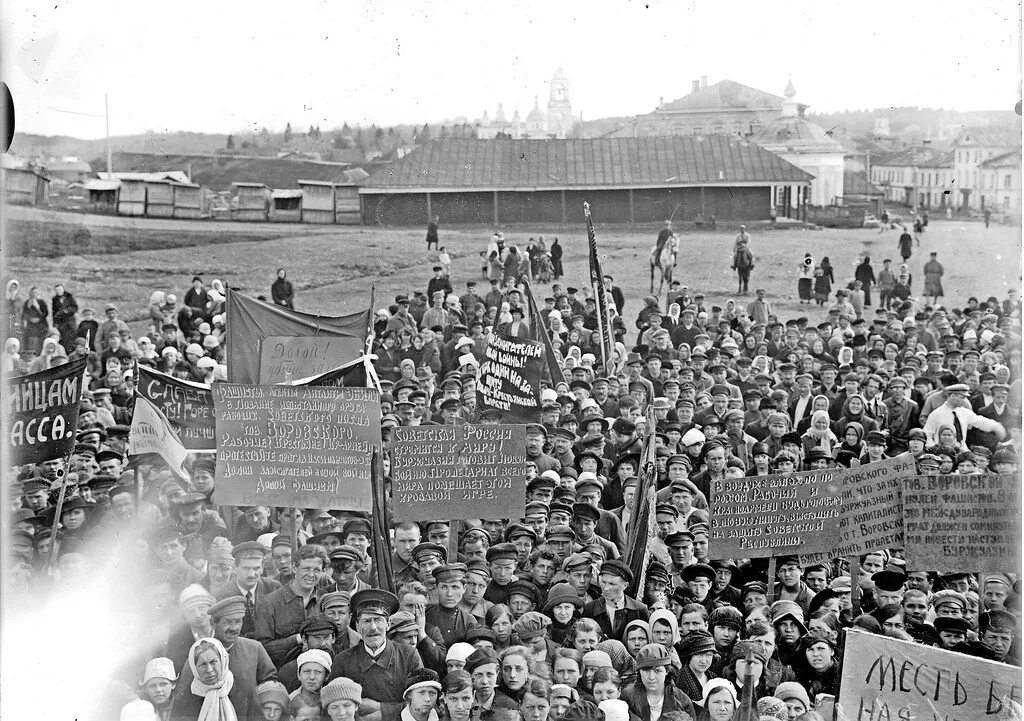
xmin=650 ymin=233 xmax=680 ymax=295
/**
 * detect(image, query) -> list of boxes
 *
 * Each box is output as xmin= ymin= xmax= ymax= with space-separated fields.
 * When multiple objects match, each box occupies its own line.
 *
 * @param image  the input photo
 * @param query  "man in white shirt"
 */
xmin=923 ymin=384 xmax=1005 ymax=451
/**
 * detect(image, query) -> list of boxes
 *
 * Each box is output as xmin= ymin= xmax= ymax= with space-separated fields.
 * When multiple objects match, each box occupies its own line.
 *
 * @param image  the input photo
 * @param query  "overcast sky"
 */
xmin=4 ymin=0 xmax=1021 ymax=139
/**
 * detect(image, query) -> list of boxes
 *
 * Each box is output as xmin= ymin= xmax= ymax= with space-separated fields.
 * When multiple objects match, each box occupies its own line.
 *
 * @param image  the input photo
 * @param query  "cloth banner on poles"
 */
xmin=129 ymin=394 xmax=191 ymax=481
xmin=136 ymin=365 xmax=215 ymax=450
xmin=584 ymin=202 xmax=616 ymax=372
xmin=5 ymin=358 xmax=87 ymax=466
xmin=624 ymin=407 xmax=658 ymax=598
xmin=477 ymin=332 xmax=544 ymax=424
xmin=522 ymin=279 xmax=565 ymax=384
xmin=225 ymin=289 xmax=370 ymax=385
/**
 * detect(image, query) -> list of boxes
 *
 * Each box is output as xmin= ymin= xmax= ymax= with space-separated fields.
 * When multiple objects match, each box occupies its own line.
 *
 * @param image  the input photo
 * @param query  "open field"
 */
xmin=5 ymin=213 xmax=1020 ymax=337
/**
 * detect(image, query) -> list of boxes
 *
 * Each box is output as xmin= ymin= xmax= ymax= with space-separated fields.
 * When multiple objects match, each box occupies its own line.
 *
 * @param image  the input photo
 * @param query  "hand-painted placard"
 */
xmin=258 ymin=335 xmax=364 ymax=385
xmin=137 ymin=366 xmax=215 ymax=449
xmin=477 ymin=332 xmax=543 ymax=423
xmin=6 ymin=359 xmax=87 ymax=465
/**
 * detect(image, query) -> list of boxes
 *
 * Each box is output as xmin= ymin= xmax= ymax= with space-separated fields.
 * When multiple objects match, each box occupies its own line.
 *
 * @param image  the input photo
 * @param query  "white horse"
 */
xmin=650 ymin=233 xmax=680 ymax=295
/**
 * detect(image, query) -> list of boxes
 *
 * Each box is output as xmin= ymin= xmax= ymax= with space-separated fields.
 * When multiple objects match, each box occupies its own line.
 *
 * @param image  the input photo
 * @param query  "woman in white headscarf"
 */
xmin=170 ymin=637 xmax=260 ymax=721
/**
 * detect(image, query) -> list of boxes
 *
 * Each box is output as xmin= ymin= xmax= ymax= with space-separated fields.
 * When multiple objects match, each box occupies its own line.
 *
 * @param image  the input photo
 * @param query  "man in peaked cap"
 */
xmin=213 ymin=540 xmax=282 ymax=638
xmin=426 ymin=563 xmax=479 ymax=647
xmin=194 ymin=596 xmax=277 ymax=691
xmin=583 ymin=558 xmax=648 ymax=641
xmin=484 ymin=543 xmax=519 ymax=606
xmin=329 ymin=588 xmax=424 ymax=719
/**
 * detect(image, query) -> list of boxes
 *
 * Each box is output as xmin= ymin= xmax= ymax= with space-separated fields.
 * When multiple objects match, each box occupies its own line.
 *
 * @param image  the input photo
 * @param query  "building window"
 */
xmin=1006 ymin=174 xmax=1013 ymax=189
xmin=1005 ymin=196 xmax=1011 ymax=208
xmin=691 ymin=126 xmax=702 ymax=135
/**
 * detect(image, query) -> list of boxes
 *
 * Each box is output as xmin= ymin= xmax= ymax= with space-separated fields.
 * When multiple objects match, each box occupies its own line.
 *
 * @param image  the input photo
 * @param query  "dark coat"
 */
xmin=621 ymin=679 xmax=696 ymax=721
xmin=330 ymin=641 xmax=424 ymax=721
xmin=582 ymin=595 xmax=649 ymax=641
xmin=169 ymin=674 xmax=261 ymax=721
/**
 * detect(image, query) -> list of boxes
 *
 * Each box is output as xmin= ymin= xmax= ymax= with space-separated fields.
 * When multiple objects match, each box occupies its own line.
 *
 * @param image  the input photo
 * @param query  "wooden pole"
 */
xmin=48 ymin=462 xmax=71 ymax=565
xmin=738 ymin=645 xmax=756 ymax=721
xmin=766 ymin=556 xmax=777 ymax=604
xmin=849 ymin=555 xmax=861 ymax=614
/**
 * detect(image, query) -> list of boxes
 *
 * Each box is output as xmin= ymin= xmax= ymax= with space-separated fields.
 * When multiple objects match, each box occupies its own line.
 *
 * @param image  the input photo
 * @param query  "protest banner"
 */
xmin=212 ymin=384 xmax=381 ymax=510
xmin=838 ymin=628 xmax=1021 ymax=720
xmin=801 ymin=454 xmax=916 ymax=565
xmin=902 ymin=473 xmax=1021 ymax=572
xmin=226 ymin=290 xmax=369 ymax=384
xmin=258 ymin=335 xmax=363 ymax=385
xmin=477 ymin=332 xmax=544 ymax=423
xmin=390 ymin=424 xmax=528 ymax=521
xmin=711 ymin=455 xmax=912 ymax=561
xmin=129 ymin=394 xmax=190 ymax=480
xmin=137 ymin=366 xmax=215 ymax=450
xmin=5 ymin=359 xmax=87 ymax=465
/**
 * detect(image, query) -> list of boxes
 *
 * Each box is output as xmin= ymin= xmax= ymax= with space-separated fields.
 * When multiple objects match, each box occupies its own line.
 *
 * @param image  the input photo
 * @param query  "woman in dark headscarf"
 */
xmin=271 ymin=269 xmax=294 ymax=309
xmin=52 ymin=283 xmax=79 ymax=353
xmin=20 ymin=286 xmax=49 ymax=355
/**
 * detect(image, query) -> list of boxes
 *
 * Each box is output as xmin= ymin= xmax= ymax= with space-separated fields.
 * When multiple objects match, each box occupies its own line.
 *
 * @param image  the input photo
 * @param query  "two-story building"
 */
xmin=869 ymin=146 xmax=954 ymax=210
xmin=951 ymin=126 xmax=1021 ymax=210
xmin=977 ymin=148 xmax=1022 ymax=216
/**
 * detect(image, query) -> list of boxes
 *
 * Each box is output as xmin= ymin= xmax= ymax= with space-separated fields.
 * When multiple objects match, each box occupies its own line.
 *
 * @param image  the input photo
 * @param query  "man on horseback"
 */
xmin=731 ymin=225 xmax=754 ymax=295
xmin=650 ymin=221 xmax=680 ymax=295
xmin=654 ymin=220 xmax=673 ymax=265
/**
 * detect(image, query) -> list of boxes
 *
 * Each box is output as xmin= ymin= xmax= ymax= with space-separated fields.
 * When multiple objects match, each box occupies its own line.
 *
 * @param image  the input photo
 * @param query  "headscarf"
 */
xmin=6 ymin=279 xmax=19 ymax=299
xmin=623 ymin=619 xmax=650 ymax=657
xmin=841 ymin=421 xmax=864 ymax=446
xmin=188 ymin=637 xmax=237 ymax=721
xmin=668 ymin=303 xmax=681 ymax=324
xmin=149 ymin=291 xmax=166 ymax=307
xmin=648 ymin=609 xmax=680 ymax=646
xmin=805 ymin=411 xmax=833 ymax=439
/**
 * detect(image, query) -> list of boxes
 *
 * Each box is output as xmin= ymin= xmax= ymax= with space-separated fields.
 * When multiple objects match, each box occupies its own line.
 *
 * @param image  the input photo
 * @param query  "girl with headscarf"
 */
xmin=2 ymin=337 xmax=22 ymax=374
xmin=666 ymin=303 xmax=681 ymax=332
xmin=6 ymin=279 xmax=22 ymax=337
xmin=834 ymin=395 xmax=878 ymax=437
xmin=801 ymin=410 xmax=838 ymax=458
xmin=798 ymin=253 xmax=814 ymax=304
xmin=647 ymin=609 xmax=682 ymax=670
xmin=271 ymin=269 xmax=294 ymax=309
xmin=834 ymin=421 xmax=865 ymax=468
xmin=170 ymin=636 xmax=259 ymax=721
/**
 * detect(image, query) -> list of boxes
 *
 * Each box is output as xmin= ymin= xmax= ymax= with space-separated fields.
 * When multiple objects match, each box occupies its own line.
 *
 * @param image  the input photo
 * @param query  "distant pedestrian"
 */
xmin=426 ymin=215 xmax=440 ymax=250
xmin=897 ymin=227 xmax=913 ymax=263
xmin=798 ymin=253 xmax=814 ymax=304
xmin=984 ymin=208 xmax=991 ymax=229
xmin=879 ymin=209 xmax=890 ymax=234
xmin=731 ymin=233 xmax=754 ymax=295
xmin=913 ymin=216 xmax=924 ymax=244
xmin=550 ymin=238 xmax=564 ymax=279
xmin=51 ymin=283 xmax=79 ymax=353
xmin=855 ymin=256 xmax=876 ymax=307
xmin=271 ymin=269 xmax=294 ymax=309
xmin=877 ymin=259 xmax=896 ymax=309
xmin=923 ymin=252 xmax=945 ymax=305
xmin=20 ymin=286 xmax=49 ymax=356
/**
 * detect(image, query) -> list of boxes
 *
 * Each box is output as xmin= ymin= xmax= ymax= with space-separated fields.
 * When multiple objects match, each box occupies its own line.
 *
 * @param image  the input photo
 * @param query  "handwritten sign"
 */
xmin=801 ymin=455 xmax=915 ymax=565
xmin=5 ymin=359 xmax=86 ymax=465
xmin=258 ymin=336 xmax=364 ymax=385
xmin=390 ymin=424 xmax=528 ymax=521
xmin=212 ymin=384 xmax=381 ymax=510
xmin=902 ymin=473 xmax=1021 ymax=572
xmin=477 ymin=332 xmax=543 ymax=423
xmin=137 ymin=366 xmax=215 ymax=450
xmin=838 ymin=628 xmax=1021 ymax=720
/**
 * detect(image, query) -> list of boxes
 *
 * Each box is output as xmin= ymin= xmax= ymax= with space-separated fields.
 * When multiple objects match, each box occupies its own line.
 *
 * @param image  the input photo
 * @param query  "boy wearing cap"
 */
xmin=582 ymin=559 xmax=648 ymax=640
xmin=426 ymin=563 xmax=479 ymax=647
xmin=138 ymin=657 xmax=177 ymax=719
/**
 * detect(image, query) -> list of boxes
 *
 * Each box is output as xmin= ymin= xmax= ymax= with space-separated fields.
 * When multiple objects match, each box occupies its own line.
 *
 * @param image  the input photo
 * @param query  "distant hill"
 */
xmin=12 ymin=131 xmax=230 ymax=159
xmin=91 ymin=151 xmax=389 ymax=191
xmin=805 ymin=107 xmax=1019 ymax=142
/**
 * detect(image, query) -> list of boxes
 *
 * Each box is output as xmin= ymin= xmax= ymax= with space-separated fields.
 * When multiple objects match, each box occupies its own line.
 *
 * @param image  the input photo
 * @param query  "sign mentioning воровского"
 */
xmin=213 ymin=384 xmax=381 ymax=510
xmin=390 ymin=424 xmax=528 ymax=521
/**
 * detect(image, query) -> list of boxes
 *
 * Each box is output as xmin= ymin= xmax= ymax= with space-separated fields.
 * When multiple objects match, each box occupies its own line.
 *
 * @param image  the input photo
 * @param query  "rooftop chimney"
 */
xmin=659 ymin=96 xmax=664 ymax=107
xmin=692 ymin=80 xmax=700 ymax=93
xmin=701 ymin=75 xmax=708 ymax=88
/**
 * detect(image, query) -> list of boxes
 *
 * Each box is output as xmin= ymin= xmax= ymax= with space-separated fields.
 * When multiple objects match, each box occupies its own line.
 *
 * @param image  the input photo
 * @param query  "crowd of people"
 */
xmin=3 ymin=222 xmax=1023 ymax=721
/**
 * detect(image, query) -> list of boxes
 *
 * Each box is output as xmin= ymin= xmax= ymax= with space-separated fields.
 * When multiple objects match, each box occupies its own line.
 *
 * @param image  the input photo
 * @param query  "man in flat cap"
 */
xmin=186 ymin=596 xmax=278 ymax=691
xmin=277 ymin=616 xmax=339 ymax=692
xmin=214 ymin=540 xmax=281 ymax=638
xmin=923 ymin=383 xmax=1006 ymax=450
xmin=582 ymin=559 xmax=648 ymax=640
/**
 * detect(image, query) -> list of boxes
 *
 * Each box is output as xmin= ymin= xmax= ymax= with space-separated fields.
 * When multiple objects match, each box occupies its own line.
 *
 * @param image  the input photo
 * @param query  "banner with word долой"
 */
xmin=212 ymin=384 xmax=381 ymax=510
xmin=390 ymin=424 xmax=528 ymax=521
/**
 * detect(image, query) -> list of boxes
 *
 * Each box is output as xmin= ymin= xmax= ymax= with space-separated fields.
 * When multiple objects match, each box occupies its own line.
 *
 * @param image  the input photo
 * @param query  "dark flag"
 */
xmin=624 ymin=407 xmax=658 ymax=598
xmin=370 ymin=449 xmax=395 ymax=594
xmin=5 ymin=358 xmax=87 ymax=465
xmin=521 ymin=279 xmax=564 ymax=384
xmin=584 ymin=202 xmax=616 ymax=373
xmin=477 ymin=332 xmax=545 ymax=423
xmin=290 ymin=355 xmax=369 ymax=388
xmin=137 ymin=365 xmax=215 ymax=450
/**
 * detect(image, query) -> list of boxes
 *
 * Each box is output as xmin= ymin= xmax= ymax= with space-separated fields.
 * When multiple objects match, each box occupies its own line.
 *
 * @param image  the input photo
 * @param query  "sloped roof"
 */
xmin=97 ymin=170 xmax=192 ymax=183
xmin=360 ymin=137 xmax=812 ymax=192
xmin=954 ymin=126 xmax=1021 ymax=148
xmin=657 ymin=80 xmax=806 ymax=114
xmin=874 ymin=147 xmax=953 ymax=168
xmin=843 ymin=170 xmax=883 ymax=197
xmin=753 ymin=115 xmax=843 ymax=152
xmin=981 ymin=148 xmax=1022 ymax=167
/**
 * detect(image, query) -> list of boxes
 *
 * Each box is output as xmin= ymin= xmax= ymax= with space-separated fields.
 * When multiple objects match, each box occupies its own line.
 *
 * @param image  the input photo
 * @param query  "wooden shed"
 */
xmin=232 ymin=182 xmax=271 ymax=221
xmin=271 ymin=189 xmax=303 ymax=223
xmin=145 ymin=179 xmax=176 ymax=217
xmin=334 ymin=184 xmax=362 ymax=225
xmin=83 ymin=179 xmax=120 ymax=211
xmin=173 ymin=183 xmax=208 ymax=219
xmin=118 ymin=178 xmax=147 ymax=216
xmin=298 ymin=180 xmax=335 ymax=224
xmin=2 ymin=166 xmax=50 ymax=206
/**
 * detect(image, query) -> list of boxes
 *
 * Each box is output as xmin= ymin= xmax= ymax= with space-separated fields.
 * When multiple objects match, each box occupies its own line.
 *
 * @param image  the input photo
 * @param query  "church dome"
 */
xmin=527 ymin=97 xmax=545 ymax=122
xmin=753 ymin=80 xmax=842 ymax=153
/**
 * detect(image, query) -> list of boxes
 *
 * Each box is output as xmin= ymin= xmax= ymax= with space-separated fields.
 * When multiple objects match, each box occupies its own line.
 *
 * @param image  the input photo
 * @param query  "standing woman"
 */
xmin=6 ymin=279 xmax=22 ymax=338
xmin=20 ymin=286 xmax=49 ymax=356
xmin=426 ymin=215 xmax=440 ymax=251
xmin=170 ymin=636 xmax=260 ymax=720
xmin=797 ymin=254 xmax=814 ymax=305
xmin=550 ymin=238 xmax=564 ymax=280
xmin=271 ymin=269 xmax=294 ymax=309
xmin=621 ymin=644 xmax=696 ymax=721
xmin=52 ymin=283 xmax=79 ymax=353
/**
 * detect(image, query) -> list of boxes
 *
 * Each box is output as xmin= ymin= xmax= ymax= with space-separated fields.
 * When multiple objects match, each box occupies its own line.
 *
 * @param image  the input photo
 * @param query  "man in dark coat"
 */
xmin=582 ymin=559 xmax=649 ymax=640
xmin=213 ymin=541 xmax=282 ymax=638
xmin=329 ymin=589 xmax=423 ymax=721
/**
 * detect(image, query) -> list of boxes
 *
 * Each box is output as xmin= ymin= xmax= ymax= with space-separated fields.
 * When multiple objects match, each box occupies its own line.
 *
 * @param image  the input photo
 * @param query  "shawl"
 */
xmin=188 ymin=637 xmax=237 ymax=721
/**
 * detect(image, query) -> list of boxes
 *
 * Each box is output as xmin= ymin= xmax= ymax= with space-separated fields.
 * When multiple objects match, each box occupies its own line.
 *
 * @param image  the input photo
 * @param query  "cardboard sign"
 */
xmin=477 ymin=332 xmax=544 ymax=423
xmin=838 ymin=628 xmax=1021 ymax=720
xmin=801 ymin=454 xmax=916 ymax=565
xmin=5 ymin=359 xmax=87 ymax=465
xmin=212 ymin=384 xmax=381 ymax=510
xmin=711 ymin=455 xmax=913 ymax=561
xmin=258 ymin=335 xmax=364 ymax=385
xmin=137 ymin=366 xmax=215 ymax=450
xmin=902 ymin=473 xmax=1022 ymax=572
xmin=390 ymin=424 xmax=528 ymax=522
